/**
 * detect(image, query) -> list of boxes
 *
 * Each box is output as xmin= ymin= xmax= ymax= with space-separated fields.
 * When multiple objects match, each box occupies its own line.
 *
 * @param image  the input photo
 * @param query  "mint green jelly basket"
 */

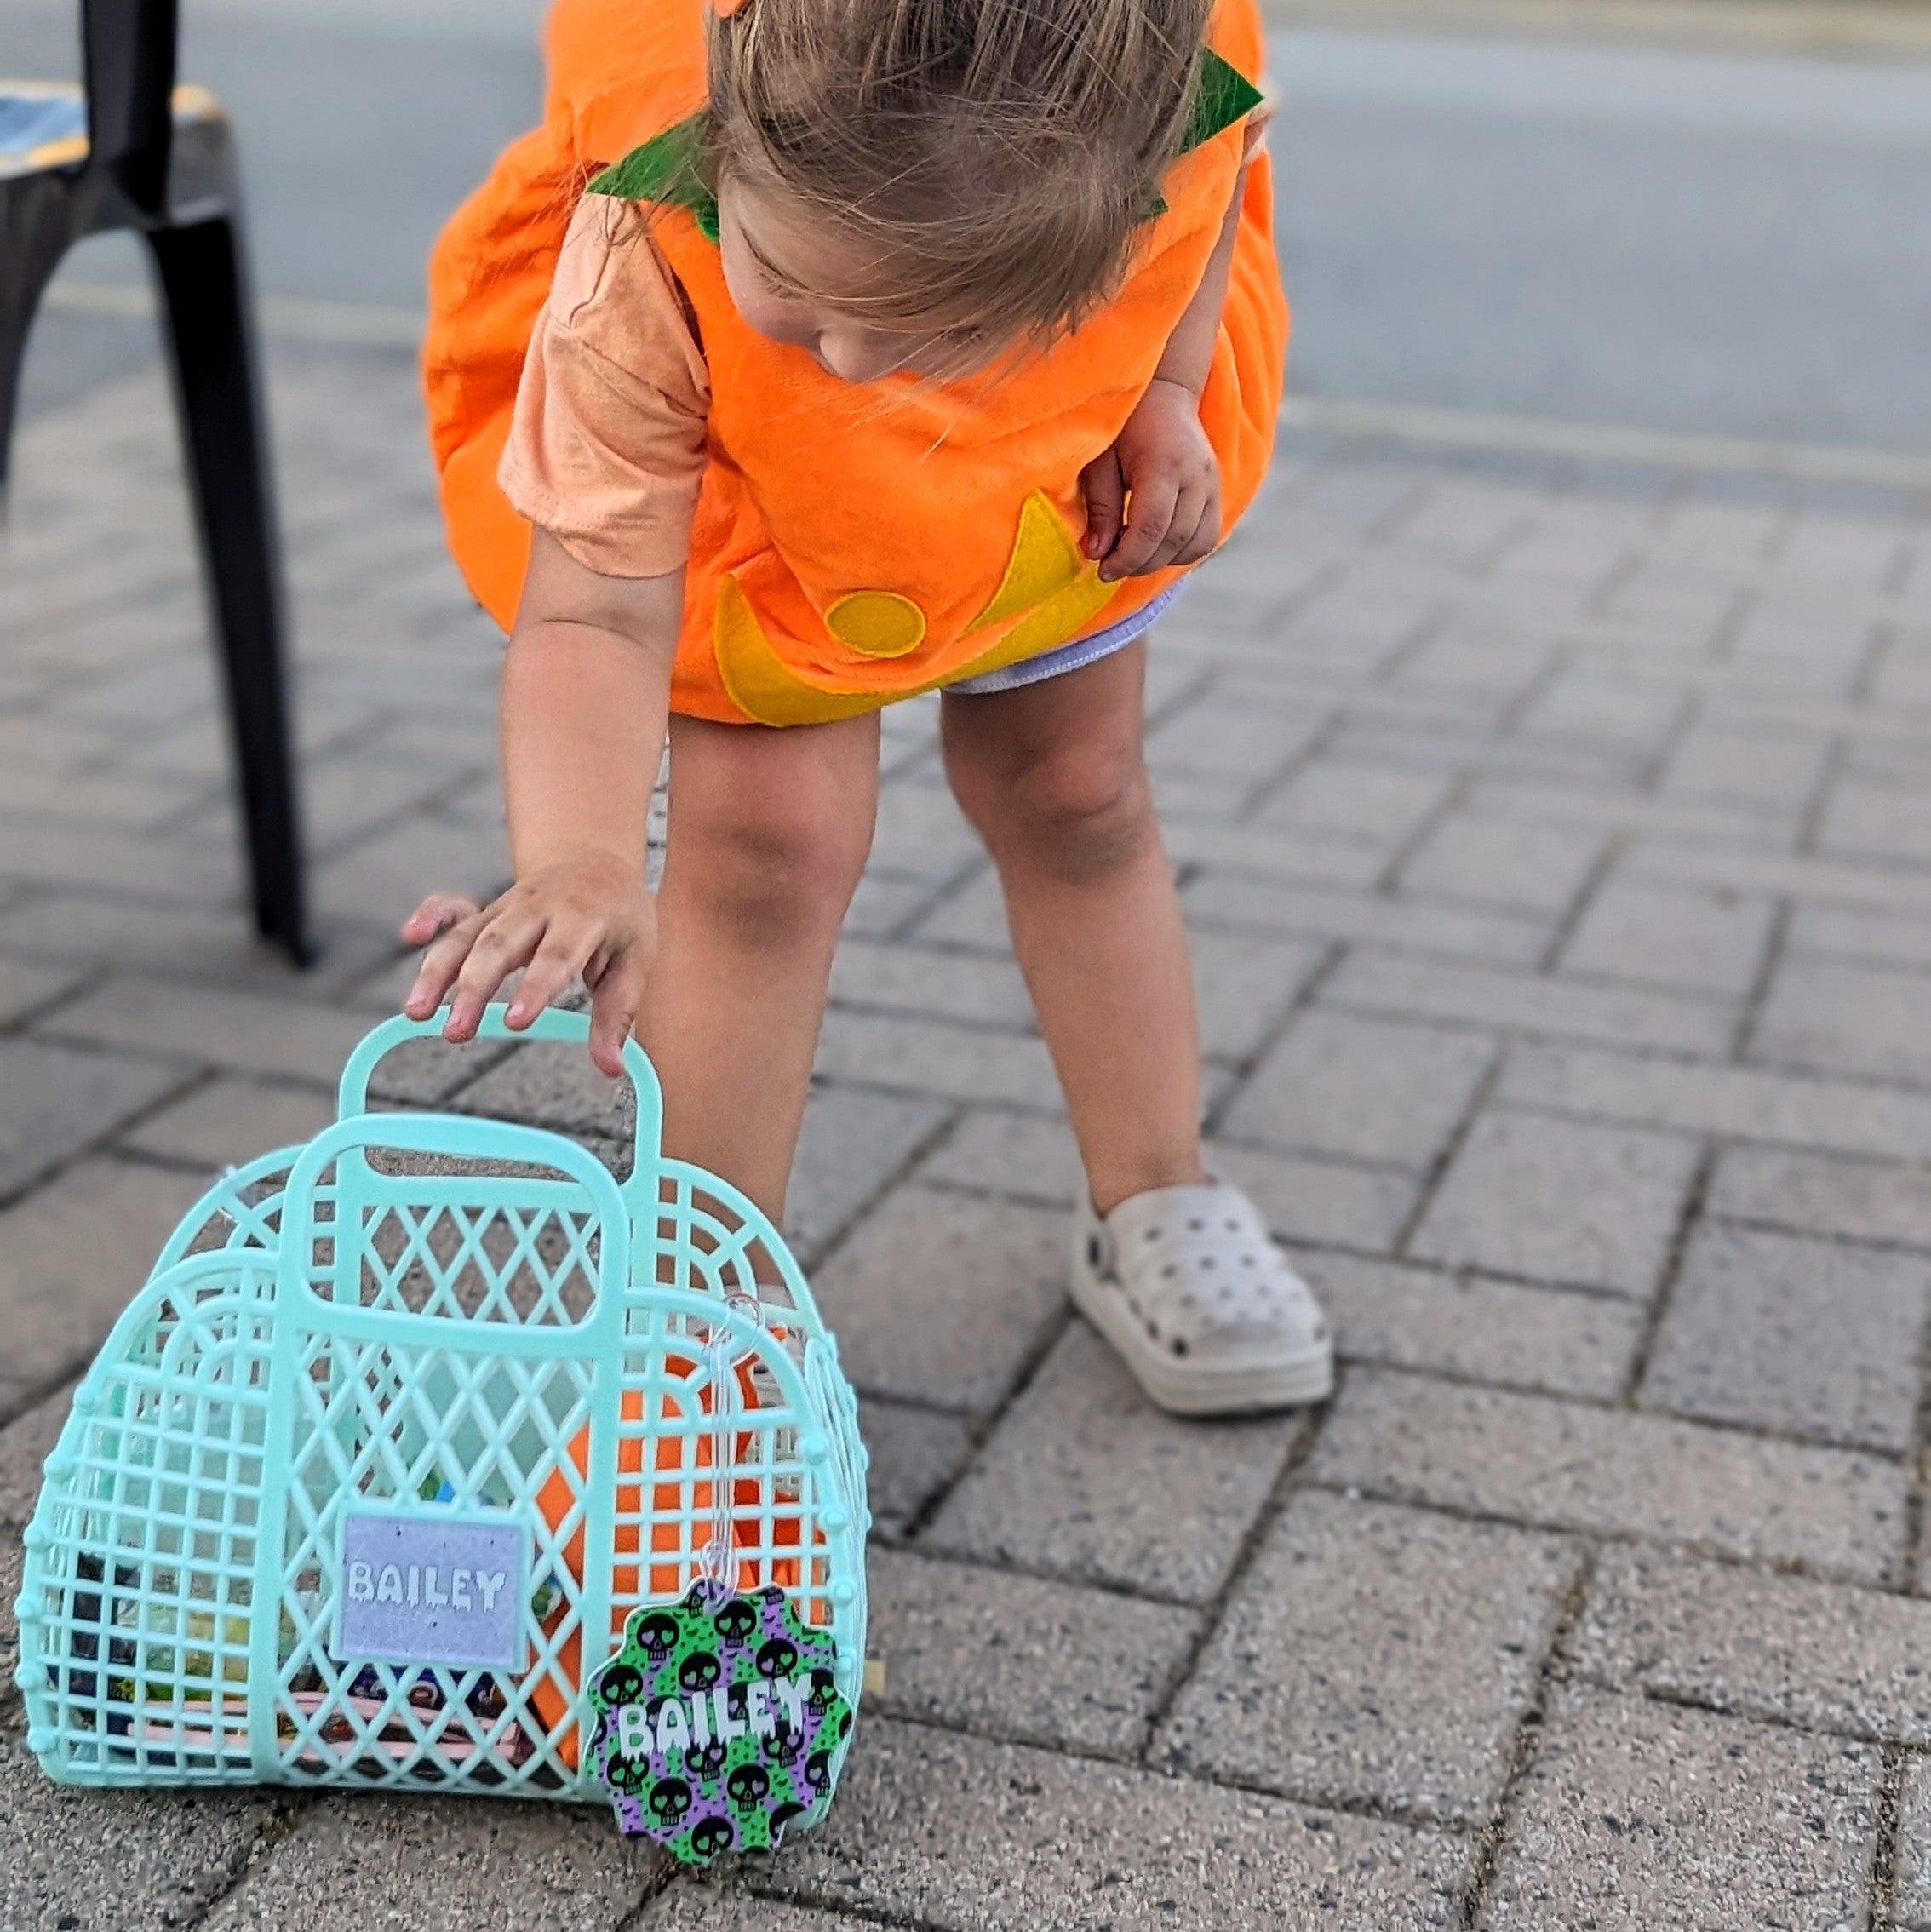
xmin=14 ymin=1006 xmax=869 ymax=1814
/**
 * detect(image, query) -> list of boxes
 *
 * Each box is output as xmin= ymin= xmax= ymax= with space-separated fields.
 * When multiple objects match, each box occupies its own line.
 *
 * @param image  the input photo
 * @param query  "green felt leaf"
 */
xmin=590 ymin=50 xmax=1258 ymax=244
xmin=587 ymin=112 xmax=720 ymax=240
xmin=1180 ymin=47 xmax=1264 ymax=156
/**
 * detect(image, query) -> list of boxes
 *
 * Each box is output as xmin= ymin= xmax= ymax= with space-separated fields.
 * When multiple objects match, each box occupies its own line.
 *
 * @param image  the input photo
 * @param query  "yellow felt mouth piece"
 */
xmin=969 ymin=491 xmax=1085 ymax=633
xmin=713 ymin=491 xmax=1122 ymax=726
xmin=825 ymin=590 xmax=926 ymax=658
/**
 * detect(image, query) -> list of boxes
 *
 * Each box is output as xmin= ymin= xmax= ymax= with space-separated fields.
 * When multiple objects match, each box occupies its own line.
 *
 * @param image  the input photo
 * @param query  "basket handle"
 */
xmin=336 ymin=1005 xmax=665 ymax=1176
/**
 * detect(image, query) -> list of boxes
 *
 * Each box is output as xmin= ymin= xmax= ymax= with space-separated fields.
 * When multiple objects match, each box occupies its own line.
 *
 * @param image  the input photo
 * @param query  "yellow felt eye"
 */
xmin=825 ymin=590 xmax=927 ymax=658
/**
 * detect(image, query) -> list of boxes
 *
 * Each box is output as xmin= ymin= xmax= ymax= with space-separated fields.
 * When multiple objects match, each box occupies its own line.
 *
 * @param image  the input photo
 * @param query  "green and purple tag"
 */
xmin=587 ymin=1579 xmax=852 ymax=1864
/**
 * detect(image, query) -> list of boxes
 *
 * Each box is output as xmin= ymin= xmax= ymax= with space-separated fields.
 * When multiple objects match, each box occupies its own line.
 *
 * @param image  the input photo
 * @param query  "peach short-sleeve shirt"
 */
xmin=497 ymin=197 xmax=710 ymax=580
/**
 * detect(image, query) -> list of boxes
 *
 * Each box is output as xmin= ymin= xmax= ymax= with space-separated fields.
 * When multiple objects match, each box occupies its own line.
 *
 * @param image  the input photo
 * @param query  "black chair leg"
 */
xmin=146 ymin=214 xmax=312 ymax=965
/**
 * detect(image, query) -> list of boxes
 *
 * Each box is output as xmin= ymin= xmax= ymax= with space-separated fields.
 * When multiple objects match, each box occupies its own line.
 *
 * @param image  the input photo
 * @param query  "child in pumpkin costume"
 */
xmin=407 ymin=0 xmax=1332 ymax=1417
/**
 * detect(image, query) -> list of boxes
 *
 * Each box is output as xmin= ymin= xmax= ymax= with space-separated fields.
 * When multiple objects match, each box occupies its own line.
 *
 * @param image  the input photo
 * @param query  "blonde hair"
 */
xmin=702 ymin=0 xmax=1212 ymax=346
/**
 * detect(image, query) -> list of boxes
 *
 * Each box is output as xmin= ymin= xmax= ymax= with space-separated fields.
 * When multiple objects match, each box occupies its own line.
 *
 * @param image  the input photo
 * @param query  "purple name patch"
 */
xmin=335 ymin=1509 xmax=526 ymax=1671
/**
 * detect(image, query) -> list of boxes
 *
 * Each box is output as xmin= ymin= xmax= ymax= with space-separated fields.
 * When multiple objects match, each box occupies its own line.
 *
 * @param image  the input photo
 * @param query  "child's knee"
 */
xmin=954 ymin=735 xmax=1154 ymax=879
xmin=683 ymin=783 xmax=872 ymax=937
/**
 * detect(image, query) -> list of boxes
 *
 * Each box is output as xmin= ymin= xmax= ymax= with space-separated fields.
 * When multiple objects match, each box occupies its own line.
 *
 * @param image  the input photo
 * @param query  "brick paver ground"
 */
xmin=3 ymin=337 xmax=1931 ymax=1929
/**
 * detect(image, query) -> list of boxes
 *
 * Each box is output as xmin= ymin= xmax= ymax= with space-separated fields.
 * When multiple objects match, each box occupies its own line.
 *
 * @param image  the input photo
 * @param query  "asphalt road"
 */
xmin=5 ymin=2 xmax=1931 ymax=451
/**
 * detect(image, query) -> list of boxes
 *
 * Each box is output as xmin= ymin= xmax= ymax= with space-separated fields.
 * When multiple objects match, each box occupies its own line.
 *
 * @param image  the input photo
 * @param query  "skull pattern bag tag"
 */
xmin=587 ymin=1580 xmax=853 ymax=1863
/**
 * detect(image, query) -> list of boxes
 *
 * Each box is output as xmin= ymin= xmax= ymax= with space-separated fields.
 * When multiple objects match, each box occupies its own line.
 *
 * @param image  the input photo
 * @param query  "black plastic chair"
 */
xmin=1 ymin=0 xmax=310 ymax=963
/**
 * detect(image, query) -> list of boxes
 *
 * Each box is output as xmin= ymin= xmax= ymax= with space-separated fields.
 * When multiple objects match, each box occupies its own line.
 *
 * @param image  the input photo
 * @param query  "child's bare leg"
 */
xmin=940 ymin=640 xmax=1206 ymax=1213
xmin=643 ymin=710 xmax=880 ymax=1223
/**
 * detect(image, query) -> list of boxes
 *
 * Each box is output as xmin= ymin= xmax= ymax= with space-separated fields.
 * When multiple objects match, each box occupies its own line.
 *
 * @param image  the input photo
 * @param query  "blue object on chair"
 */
xmin=1 ymin=2 xmax=309 ymax=963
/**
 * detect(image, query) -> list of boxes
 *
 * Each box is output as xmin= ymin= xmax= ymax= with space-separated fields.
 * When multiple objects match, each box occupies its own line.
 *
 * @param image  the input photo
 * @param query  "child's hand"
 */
xmin=1080 ymin=377 xmax=1222 ymax=582
xmin=399 ymin=854 xmax=656 ymax=1078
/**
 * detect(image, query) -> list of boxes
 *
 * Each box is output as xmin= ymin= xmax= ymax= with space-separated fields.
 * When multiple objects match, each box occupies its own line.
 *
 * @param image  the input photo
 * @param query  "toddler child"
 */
xmin=404 ymin=0 xmax=1331 ymax=1417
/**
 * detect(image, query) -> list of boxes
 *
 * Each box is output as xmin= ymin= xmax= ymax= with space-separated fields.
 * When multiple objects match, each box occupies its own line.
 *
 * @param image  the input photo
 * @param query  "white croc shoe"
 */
xmin=1070 ymin=1182 xmax=1334 ymax=1417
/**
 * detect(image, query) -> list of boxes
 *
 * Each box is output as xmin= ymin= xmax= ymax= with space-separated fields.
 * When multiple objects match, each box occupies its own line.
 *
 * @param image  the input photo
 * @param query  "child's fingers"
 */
xmin=1080 ymin=449 xmax=1126 ymax=562
xmin=404 ymin=903 xmax=492 ymax=1019
xmin=1102 ymin=469 xmax=1180 ymax=580
xmin=587 ymin=945 xmax=652 ymax=1080
xmin=400 ymin=892 xmax=482 ymax=949
xmin=1150 ymin=480 xmax=1214 ymax=574
xmin=508 ymin=922 xmax=604 ymax=1029
xmin=1172 ymin=479 xmax=1223 ymax=566
xmin=443 ymin=910 xmax=549 ymax=1041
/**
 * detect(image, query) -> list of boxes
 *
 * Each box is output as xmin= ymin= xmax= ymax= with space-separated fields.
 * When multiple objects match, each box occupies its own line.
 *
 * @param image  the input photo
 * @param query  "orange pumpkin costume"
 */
xmin=423 ymin=0 xmax=1288 ymax=727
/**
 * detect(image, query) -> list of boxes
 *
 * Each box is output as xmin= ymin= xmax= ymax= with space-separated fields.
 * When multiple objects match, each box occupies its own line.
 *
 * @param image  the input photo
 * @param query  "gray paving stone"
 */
xmin=868 ymin=1545 xmax=1201 ymax=1755
xmin=812 ymin=1184 xmax=1066 ymax=1411
xmin=1709 ymin=1146 xmax=1931 ymax=1248
xmin=839 ymin=869 xmax=937 ymax=939
xmin=864 ymin=780 xmax=987 ymax=884
xmin=814 ymin=1010 xmax=1063 ymax=1110
xmin=641 ymin=1895 xmax=858 ymax=1931
xmin=0 ymin=1159 xmax=210 ymax=1408
xmin=1294 ymin=1250 xmax=1643 ymax=1398
xmin=1559 ymin=879 xmax=1778 ymax=997
xmin=915 ymin=1109 xmax=1080 ymax=1205
xmin=1788 ymin=902 xmax=1931 ymax=972
xmin=0 ymin=956 xmax=82 ymax=1025
xmin=1205 ymin=1139 xmax=1421 ymax=1252
xmin=1308 ymin=1367 xmax=1904 ymax=1582
xmin=0 ymin=1036 xmax=187 ymax=1202
xmin=1 ymin=1534 xmax=21 ymax=1713
xmin=117 ymin=1075 xmax=335 ymax=1170
xmin=1894 ymin=1756 xmax=1931 ymax=1930
xmin=1220 ymin=1011 xmax=1496 ymax=1169
xmin=1188 ymin=927 xmax=1327 ymax=1062
xmin=858 ymin=1396 xmax=973 ymax=1538
xmin=1818 ymin=779 xmax=1931 ymax=865
xmin=36 ymin=977 xmax=375 ymax=1085
xmin=1160 ymin=1492 xmax=1577 ymax=1821
xmin=1573 ymin=1545 xmax=1931 ymax=1744
xmin=748 ymin=1717 xmax=1467 ymax=1932
xmin=1630 ymin=837 xmax=1931 ymax=920
xmin=0 ymin=1728 xmax=278 ymax=1932
xmin=1253 ymin=759 xmax=1453 ymax=846
xmin=1162 ymin=818 xmax=1392 ymax=888
xmin=1753 ymin=956 xmax=1931 ymax=1084
xmin=450 ymin=1036 xmax=640 ymax=1142
xmin=1409 ymin=1109 xmax=1702 ymax=1296
xmin=198 ymin=1794 xmax=651 ymax=1930
xmin=1503 ymin=1041 xmax=1931 ymax=1162
xmin=312 ymin=811 xmax=510 ymax=931
xmin=1183 ymin=871 xmax=1553 ymax=966
xmin=1145 ymin=695 xmax=1323 ymax=781
xmin=925 ymin=1323 xmax=1304 ymax=1602
xmin=1400 ymin=817 xmax=1607 ymax=916
xmin=1324 ymin=951 xmax=1736 ymax=1055
xmin=827 ymin=939 xmax=1034 ymax=1029
xmin=1660 ymin=722 xmax=1822 ymax=811
xmin=1479 ymin=1688 xmax=1877 ymax=1932
xmin=0 ymin=1381 xmax=72 ymax=1525
xmin=1640 ymin=1223 xmax=1928 ymax=1449
xmin=787 ymin=1086 xmax=953 ymax=1264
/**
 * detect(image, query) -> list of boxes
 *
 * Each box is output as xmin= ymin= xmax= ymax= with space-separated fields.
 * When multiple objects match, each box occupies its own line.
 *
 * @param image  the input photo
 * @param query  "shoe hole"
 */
xmin=1241 ymin=1254 xmax=1256 ymax=1267
xmin=1172 ymin=1337 xmax=1189 ymax=1356
xmin=1087 ymin=1235 xmax=1104 ymax=1270
xmin=1144 ymin=1228 xmax=1160 ymax=1241
xmin=1200 ymin=1257 xmax=1215 ymax=1270
xmin=1160 ymin=1264 xmax=1177 ymax=1279
xmin=1187 ymin=1218 xmax=1203 ymax=1231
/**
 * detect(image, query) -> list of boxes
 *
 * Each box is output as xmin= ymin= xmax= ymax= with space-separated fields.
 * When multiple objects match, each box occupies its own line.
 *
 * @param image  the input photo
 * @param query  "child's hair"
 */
xmin=703 ymin=0 xmax=1214 ymax=347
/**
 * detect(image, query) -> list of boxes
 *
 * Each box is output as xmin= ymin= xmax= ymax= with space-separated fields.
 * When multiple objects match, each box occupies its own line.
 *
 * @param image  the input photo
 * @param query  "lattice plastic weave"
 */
xmin=14 ymin=1007 xmax=869 ymax=1808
